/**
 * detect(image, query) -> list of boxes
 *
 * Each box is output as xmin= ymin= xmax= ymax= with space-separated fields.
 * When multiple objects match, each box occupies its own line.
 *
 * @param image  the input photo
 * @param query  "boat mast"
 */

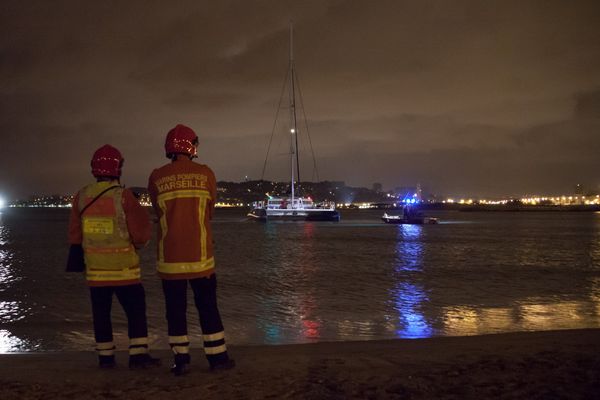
xmin=289 ymin=22 xmax=300 ymax=206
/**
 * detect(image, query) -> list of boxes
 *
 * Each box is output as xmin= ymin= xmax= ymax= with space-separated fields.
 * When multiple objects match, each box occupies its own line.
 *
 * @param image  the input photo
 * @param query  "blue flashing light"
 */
xmin=396 ymin=193 xmax=421 ymax=204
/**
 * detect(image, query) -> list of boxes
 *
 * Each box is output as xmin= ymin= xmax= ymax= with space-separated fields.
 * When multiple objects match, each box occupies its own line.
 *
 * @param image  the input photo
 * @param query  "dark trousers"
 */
xmin=90 ymin=284 xmax=148 ymax=344
xmin=162 ymin=274 xmax=228 ymax=365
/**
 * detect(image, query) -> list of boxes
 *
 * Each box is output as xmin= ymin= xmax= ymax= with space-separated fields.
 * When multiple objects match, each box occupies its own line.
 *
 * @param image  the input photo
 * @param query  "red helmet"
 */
xmin=165 ymin=124 xmax=198 ymax=158
xmin=91 ymin=144 xmax=124 ymax=178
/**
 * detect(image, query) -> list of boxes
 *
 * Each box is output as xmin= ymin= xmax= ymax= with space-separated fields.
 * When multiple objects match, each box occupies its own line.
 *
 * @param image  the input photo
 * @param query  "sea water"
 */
xmin=0 ymin=208 xmax=599 ymax=352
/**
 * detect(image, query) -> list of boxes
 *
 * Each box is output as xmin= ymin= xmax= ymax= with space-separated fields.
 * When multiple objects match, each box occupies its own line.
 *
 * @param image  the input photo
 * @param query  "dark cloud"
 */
xmin=575 ymin=90 xmax=600 ymax=119
xmin=1 ymin=0 xmax=599 ymax=199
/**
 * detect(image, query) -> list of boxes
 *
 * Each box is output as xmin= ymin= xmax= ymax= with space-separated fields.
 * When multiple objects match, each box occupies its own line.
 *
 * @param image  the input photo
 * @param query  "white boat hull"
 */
xmin=248 ymin=207 xmax=340 ymax=221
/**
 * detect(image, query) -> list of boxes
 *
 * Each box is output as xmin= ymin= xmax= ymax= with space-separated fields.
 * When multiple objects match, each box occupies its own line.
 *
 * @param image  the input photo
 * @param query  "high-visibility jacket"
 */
xmin=68 ymin=181 xmax=151 ymax=286
xmin=148 ymin=158 xmax=217 ymax=280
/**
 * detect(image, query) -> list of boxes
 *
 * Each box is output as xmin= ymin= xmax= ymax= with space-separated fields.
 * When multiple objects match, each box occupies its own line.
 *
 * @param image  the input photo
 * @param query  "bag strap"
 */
xmin=79 ymin=185 xmax=121 ymax=216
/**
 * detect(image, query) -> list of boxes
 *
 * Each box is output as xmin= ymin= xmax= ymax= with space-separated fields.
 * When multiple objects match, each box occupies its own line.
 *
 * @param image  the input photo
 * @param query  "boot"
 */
xmin=170 ymin=353 xmax=191 ymax=376
xmin=170 ymin=362 xmax=191 ymax=376
xmin=98 ymin=355 xmax=116 ymax=369
xmin=129 ymin=354 xmax=161 ymax=369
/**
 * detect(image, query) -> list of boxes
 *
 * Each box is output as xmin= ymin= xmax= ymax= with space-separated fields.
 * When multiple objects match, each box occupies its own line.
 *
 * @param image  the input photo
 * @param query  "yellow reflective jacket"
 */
xmin=78 ymin=182 xmax=140 ymax=285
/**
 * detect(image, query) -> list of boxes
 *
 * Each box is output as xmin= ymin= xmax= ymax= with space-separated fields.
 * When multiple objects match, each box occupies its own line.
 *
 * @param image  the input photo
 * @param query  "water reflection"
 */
xmin=518 ymin=301 xmax=587 ymax=330
xmin=395 ymin=282 xmax=432 ymax=338
xmin=0 ymin=224 xmax=21 ymax=290
xmin=257 ymin=222 xmax=322 ymax=343
xmin=0 ymin=222 xmax=6 ymax=245
xmin=0 ymin=329 xmax=26 ymax=352
xmin=0 ymin=250 xmax=19 ymax=290
xmin=336 ymin=319 xmax=377 ymax=339
xmin=591 ymin=277 xmax=600 ymax=322
xmin=440 ymin=300 xmax=599 ymax=336
xmin=592 ymin=213 xmax=600 ymax=266
xmin=0 ymin=214 xmax=38 ymax=352
xmin=591 ymin=214 xmax=600 ymax=324
xmin=442 ymin=306 xmax=514 ymax=336
xmin=391 ymin=224 xmax=432 ymax=338
xmin=0 ymin=301 xmax=29 ymax=322
xmin=298 ymin=223 xmax=321 ymax=340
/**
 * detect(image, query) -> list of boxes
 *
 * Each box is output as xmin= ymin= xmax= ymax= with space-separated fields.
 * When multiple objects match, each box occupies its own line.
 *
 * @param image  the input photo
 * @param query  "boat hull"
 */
xmin=248 ymin=208 xmax=340 ymax=222
xmin=381 ymin=216 xmax=438 ymax=224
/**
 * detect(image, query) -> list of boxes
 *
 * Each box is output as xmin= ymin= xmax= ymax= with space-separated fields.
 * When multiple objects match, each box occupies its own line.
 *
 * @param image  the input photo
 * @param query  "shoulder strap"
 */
xmin=79 ymin=185 xmax=121 ymax=216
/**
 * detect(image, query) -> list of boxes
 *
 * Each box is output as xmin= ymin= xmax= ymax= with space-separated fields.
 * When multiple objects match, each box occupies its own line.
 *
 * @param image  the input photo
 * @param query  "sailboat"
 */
xmin=247 ymin=24 xmax=340 ymax=222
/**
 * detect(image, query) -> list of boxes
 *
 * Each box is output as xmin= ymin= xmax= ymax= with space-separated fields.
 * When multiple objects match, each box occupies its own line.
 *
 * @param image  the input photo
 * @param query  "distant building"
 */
xmin=394 ymin=186 xmax=417 ymax=200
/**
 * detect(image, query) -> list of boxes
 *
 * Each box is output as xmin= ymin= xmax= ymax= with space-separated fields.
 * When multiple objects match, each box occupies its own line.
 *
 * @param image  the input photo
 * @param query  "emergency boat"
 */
xmin=247 ymin=23 xmax=340 ymax=222
xmin=381 ymin=213 xmax=438 ymax=225
xmin=381 ymin=206 xmax=438 ymax=225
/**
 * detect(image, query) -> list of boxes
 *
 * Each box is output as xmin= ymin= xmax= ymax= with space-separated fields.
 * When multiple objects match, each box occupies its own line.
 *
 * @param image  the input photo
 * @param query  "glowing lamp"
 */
xmin=0 ymin=196 xmax=5 ymax=209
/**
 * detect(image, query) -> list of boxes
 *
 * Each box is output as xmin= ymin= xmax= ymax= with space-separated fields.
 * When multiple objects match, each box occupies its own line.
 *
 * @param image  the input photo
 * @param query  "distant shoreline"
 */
xmin=3 ymin=204 xmax=600 ymax=212
xmin=419 ymin=203 xmax=600 ymax=212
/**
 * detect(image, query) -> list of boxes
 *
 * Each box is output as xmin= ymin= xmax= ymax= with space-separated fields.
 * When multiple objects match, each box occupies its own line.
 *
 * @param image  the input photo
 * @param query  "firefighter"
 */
xmin=148 ymin=124 xmax=234 ymax=375
xmin=68 ymin=144 xmax=160 ymax=369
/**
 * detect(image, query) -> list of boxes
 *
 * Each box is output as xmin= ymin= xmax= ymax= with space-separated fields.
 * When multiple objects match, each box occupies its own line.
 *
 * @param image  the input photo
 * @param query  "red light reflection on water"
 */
xmin=303 ymin=222 xmax=315 ymax=237
xmin=302 ymin=319 xmax=321 ymax=339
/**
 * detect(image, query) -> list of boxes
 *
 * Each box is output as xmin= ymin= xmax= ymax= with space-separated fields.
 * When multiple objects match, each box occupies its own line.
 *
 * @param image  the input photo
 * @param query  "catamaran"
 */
xmin=248 ymin=24 xmax=340 ymax=222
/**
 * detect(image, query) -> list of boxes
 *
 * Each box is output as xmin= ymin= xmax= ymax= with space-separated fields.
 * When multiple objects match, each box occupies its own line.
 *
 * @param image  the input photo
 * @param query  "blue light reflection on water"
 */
xmin=392 ymin=224 xmax=433 ymax=338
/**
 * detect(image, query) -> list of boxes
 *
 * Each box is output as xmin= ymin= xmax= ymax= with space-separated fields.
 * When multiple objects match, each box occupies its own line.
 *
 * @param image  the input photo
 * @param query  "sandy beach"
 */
xmin=1 ymin=328 xmax=599 ymax=399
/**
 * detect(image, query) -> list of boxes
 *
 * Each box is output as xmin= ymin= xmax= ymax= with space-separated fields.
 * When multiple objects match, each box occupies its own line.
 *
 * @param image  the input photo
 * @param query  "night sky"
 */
xmin=1 ymin=0 xmax=599 ymax=200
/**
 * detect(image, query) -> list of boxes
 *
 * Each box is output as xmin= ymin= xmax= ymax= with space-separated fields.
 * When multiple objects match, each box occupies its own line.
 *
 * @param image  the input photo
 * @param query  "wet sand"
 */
xmin=1 ymin=328 xmax=599 ymax=399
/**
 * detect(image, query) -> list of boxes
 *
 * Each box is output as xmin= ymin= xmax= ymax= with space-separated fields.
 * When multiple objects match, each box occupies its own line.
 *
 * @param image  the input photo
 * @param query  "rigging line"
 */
xmin=291 ymin=61 xmax=301 ymax=191
xmin=295 ymin=70 xmax=320 ymax=182
xmin=261 ymin=66 xmax=290 ymax=181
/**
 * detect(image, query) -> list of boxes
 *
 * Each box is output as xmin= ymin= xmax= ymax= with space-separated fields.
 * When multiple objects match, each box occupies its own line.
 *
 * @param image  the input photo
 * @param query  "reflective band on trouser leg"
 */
xmin=96 ymin=341 xmax=115 ymax=356
xmin=203 ymin=331 xmax=227 ymax=355
xmin=169 ymin=335 xmax=190 ymax=355
xmin=129 ymin=337 xmax=149 ymax=355
xmin=203 ymin=331 xmax=224 ymax=342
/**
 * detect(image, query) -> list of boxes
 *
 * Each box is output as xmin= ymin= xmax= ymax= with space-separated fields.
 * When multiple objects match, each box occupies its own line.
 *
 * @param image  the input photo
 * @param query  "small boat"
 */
xmin=381 ymin=208 xmax=438 ymax=225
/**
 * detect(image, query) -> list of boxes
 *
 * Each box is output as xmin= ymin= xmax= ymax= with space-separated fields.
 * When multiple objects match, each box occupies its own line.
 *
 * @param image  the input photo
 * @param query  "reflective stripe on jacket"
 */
xmin=148 ymin=158 xmax=216 ymax=279
xmin=79 ymin=182 xmax=140 ymax=285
